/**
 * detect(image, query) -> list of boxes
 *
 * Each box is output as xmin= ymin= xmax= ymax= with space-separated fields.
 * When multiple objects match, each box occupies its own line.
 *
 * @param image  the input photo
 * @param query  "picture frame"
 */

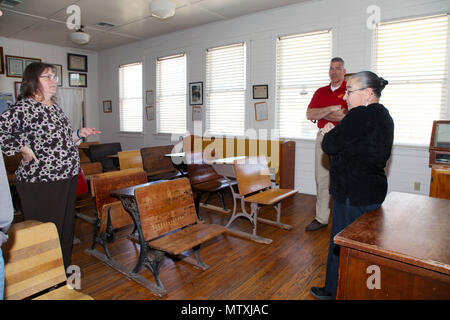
xmin=14 ymin=82 xmax=22 ymax=100
xmin=254 ymin=101 xmax=268 ymax=121
xmin=146 ymin=90 xmax=153 ymax=105
xmin=69 ymin=72 xmax=87 ymax=87
xmin=0 ymin=47 xmax=4 ymax=74
xmin=253 ymin=84 xmax=268 ymax=99
xmin=51 ymin=63 xmax=63 ymax=87
xmin=146 ymin=106 xmax=154 ymax=121
xmin=192 ymin=105 xmax=202 ymax=121
xmin=5 ymin=55 xmax=42 ymax=78
xmin=67 ymin=53 xmax=88 ymax=72
xmin=189 ymin=81 xmax=203 ymax=105
xmin=103 ymin=100 xmax=112 ymax=113
xmin=0 ymin=92 xmax=14 ymax=114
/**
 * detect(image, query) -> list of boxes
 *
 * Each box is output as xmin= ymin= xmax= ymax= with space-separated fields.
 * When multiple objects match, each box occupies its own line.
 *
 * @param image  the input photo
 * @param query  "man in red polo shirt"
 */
xmin=305 ymin=57 xmax=348 ymax=231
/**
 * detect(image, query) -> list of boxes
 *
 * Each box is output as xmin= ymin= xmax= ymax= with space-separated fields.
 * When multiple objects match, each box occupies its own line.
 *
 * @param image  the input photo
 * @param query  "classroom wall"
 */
xmin=0 ymin=36 xmax=99 ymax=133
xmin=3 ymin=0 xmax=446 ymax=197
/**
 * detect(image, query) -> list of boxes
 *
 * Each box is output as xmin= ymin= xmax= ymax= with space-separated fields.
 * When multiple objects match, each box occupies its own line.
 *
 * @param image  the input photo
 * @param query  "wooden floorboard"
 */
xmin=70 ymin=191 xmax=332 ymax=300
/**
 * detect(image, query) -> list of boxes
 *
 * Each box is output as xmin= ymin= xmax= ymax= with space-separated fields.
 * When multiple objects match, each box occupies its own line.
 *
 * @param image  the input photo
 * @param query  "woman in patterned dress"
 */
xmin=0 ymin=62 xmax=100 ymax=269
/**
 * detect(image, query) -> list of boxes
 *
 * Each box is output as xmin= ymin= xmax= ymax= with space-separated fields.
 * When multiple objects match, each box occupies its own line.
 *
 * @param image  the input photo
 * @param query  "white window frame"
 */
xmin=119 ymin=62 xmax=143 ymax=133
xmin=372 ymin=14 xmax=449 ymax=146
xmin=205 ymin=42 xmax=246 ymax=137
xmin=276 ymin=30 xmax=332 ymax=140
xmin=156 ymin=53 xmax=187 ymax=135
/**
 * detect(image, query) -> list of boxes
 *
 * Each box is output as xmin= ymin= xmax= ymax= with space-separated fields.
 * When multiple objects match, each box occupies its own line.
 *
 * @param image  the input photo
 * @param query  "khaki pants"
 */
xmin=314 ymin=130 xmax=331 ymax=224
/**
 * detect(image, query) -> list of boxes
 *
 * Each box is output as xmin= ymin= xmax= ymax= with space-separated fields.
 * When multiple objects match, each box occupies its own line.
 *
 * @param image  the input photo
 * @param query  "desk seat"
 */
xmin=227 ymin=156 xmax=297 ymax=244
xmin=148 ymin=223 xmax=226 ymax=256
xmin=245 ymin=189 xmax=297 ymax=205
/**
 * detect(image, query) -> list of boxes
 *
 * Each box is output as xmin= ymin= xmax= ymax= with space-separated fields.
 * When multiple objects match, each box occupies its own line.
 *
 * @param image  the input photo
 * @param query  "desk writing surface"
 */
xmin=334 ymin=191 xmax=450 ymax=275
xmin=110 ymin=180 xmax=166 ymax=198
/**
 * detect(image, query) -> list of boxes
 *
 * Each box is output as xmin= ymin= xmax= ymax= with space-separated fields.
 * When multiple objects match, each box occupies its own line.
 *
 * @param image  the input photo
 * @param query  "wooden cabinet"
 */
xmin=429 ymin=167 xmax=450 ymax=200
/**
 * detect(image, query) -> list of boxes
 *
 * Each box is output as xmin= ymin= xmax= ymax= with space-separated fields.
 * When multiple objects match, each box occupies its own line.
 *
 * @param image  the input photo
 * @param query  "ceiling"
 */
xmin=0 ymin=0 xmax=311 ymax=51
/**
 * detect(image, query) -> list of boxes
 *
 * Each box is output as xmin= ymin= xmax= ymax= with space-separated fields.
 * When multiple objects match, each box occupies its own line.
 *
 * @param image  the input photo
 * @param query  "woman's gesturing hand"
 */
xmin=79 ymin=128 xmax=102 ymax=138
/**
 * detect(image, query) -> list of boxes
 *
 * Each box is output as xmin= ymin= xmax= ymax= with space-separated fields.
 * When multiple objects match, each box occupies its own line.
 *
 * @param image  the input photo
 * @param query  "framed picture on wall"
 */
xmin=51 ymin=63 xmax=63 ymax=87
xmin=189 ymin=82 xmax=203 ymax=105
xmin=146 ymin=106 xmax=154 ymax=120
xmin=0 ymin=47 xmax=4 ymax=74
xmin=103 ymin=100 xmax=112 ymax=113
xmin=67 ymin=53 xmax=88 ymax=72
xmin=254 ymin=101 xmax=268 ymax=121
xmin=69 ymin=72 xmax=87 ymax=87
xmin=14 ymin=82 xmax=22 ymax=100
xmin=5 ymin=55 xmax=41 ymax=78
xmin=253 ymin=84 xmax=268 ymax=99
xmin=192 ymin=105 xmax=202 ymax=121
xmin=146 ymin=90 xmax=153 ymax=105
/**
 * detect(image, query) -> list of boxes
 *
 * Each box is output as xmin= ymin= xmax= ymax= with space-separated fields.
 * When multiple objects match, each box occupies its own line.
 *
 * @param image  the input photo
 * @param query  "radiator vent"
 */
xmin=96 ymin=21 xmax=116 ymax=28
xmin=0 ymin=0 xmax=22 ymax=8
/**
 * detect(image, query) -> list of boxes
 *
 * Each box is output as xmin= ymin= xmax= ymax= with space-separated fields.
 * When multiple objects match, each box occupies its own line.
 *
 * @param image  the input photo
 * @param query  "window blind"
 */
xmin=119 ymin=62 xmax=143 ymax=132
xmin=373 ymin=14 xmax=449 ymax=146
xmin=276 ymin=30 xmax=332 ymax=139
xmin=156 ymin=53 xmax=187 ymax=134
xmin=206 ymin=42 xmax=246 ymax=136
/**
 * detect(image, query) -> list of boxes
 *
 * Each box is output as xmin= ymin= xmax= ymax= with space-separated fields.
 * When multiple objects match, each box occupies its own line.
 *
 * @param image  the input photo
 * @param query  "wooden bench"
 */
xmin=88 ymin=142 xmax=122 ymax=171
xmin=182 ymin=135 xmax=296 ymax=188
xmin=2 ymin=220 xmax=93 ymax=300
xmin=134 ymin=177 xmax=226 ymax=294
xmin=186 ymin=152 xmax=237 ymax=220
xmin=140 ymin=145 xmax=184 ymax=181
xmin=118 ymin=150 xmax=144 ymax=170
xmin=228 ymin=156 xmax=297 ymax=244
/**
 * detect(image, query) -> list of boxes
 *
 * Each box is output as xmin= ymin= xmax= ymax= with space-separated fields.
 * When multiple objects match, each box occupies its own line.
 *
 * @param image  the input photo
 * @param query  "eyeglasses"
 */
xmin=40 ymin=74 xmax=59 ymax=81
xmin=346 ymin=87 xmax=367 ymax=95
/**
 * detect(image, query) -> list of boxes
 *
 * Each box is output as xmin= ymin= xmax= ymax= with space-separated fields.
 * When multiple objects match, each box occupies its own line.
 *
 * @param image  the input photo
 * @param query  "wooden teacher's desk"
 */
xmin=335 ymin=191 xmax=450 ymax=300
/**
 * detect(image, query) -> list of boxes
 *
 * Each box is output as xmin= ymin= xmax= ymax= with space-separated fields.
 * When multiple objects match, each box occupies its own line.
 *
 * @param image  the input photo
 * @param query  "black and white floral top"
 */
xmin=0 ymin=97 xmax=80 ymax=182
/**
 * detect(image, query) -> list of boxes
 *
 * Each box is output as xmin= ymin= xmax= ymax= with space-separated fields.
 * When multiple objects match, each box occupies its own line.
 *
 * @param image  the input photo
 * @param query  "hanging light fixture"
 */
xmin=150 ymin=0 xmax=176 ymax=19
xmin=70 ymin=25 xmax=91 ymax=45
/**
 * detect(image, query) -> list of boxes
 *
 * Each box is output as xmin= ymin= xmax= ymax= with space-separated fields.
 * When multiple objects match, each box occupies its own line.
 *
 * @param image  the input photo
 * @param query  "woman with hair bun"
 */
xmin=310 ymin=71 xmax=394 ymax=300
xmin=0 ymin=62 xmax=100 ymax=270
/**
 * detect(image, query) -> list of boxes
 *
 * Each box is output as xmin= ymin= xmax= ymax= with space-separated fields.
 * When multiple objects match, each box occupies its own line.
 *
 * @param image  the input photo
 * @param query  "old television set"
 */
xmin=429 ymin=120 xmax=450 ymax=167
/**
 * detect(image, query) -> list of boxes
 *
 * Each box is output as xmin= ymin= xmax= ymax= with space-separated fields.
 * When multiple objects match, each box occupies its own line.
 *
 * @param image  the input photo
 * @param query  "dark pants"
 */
xmin=324 ymin=198 xmax=381 ymax=298
xmin=16 ymin=175 xmax=78 ymax=270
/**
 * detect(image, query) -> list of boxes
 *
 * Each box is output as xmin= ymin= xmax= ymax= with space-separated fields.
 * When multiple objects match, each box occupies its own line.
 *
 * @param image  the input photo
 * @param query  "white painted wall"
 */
xmin=0 ymin=36 xmax=99 ymax=135
xmin=99 ymin=0 xmax=448 ymax=196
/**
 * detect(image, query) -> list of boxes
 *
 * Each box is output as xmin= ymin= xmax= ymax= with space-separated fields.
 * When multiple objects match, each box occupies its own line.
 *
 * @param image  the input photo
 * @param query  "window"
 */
xmin=373 ymin=14 xmax=449 ymax=146
xmin=206 ymin=42 xmax=246 ymax=136
xmin=119 ymin=62 xmax=143 ymax=132
xmin=276 ymin=30 xmax=332 ymax=139
xmin=156 ymin=53 xmax=187 ymax=134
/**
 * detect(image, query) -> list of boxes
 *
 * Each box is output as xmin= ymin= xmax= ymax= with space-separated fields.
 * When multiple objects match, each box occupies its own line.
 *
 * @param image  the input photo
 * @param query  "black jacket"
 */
xmin=322 ymin=103 xmax=394 ymax=206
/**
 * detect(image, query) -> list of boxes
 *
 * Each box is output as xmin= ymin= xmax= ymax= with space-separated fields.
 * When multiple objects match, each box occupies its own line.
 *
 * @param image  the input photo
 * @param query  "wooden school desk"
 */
xmin=334 ymin=191 xmax=450 ymax=300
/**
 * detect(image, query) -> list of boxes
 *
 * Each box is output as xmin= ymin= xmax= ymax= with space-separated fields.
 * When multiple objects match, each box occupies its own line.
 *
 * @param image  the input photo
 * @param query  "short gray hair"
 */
xmin=331 ymin=57 xmax=345 ymax=66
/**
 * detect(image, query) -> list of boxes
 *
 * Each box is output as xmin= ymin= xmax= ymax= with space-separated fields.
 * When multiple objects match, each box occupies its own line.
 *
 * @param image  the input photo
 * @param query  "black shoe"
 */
xmin=310 ymin=286 xmax=334 ymax=300
xmin=305 ymin=219 xmax=327 ymax=231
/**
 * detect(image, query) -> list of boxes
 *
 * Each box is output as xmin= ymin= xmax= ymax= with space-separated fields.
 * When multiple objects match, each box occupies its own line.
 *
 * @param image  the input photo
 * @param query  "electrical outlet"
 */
xmin=414 ymin=182 xmax=421 ymax=191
